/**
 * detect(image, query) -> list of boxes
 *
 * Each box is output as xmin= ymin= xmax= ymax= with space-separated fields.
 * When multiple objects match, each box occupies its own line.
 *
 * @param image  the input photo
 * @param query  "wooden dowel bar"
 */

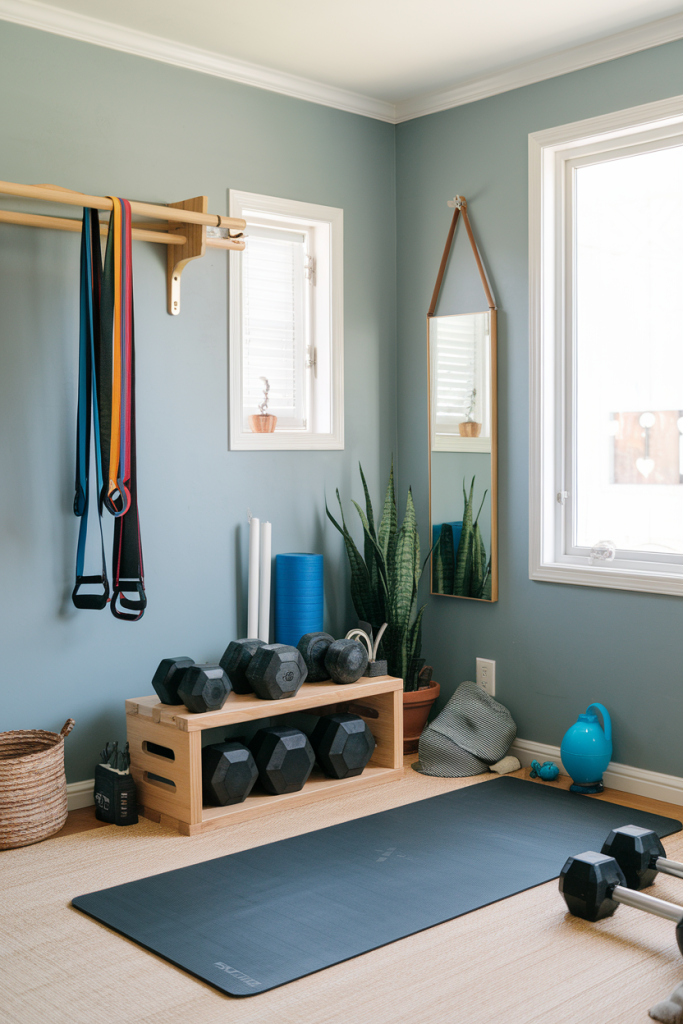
xmin=0 ymin=209 xmax=245 ymax=249
xmin=0 ymin=180 xmax=247 ymax=230
xmin=205 ymin=236 xmax=246 ymax=251
xmin=0 ymin=209 xmax=186 ymax=244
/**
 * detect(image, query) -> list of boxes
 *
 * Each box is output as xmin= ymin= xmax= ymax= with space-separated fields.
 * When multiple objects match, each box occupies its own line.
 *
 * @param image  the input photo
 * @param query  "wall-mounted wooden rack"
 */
xmin=0 ymin=180 xmax=247 ymax=315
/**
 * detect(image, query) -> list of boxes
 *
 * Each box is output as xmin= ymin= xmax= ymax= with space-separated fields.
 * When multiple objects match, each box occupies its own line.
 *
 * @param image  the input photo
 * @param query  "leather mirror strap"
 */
xmin=427 ymin=196 xmax=496 ymax=316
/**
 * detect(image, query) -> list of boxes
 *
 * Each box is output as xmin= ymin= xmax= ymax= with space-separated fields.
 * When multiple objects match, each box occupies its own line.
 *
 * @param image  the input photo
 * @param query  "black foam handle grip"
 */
xmin=72 ymin=575 xmax=109 ymax=610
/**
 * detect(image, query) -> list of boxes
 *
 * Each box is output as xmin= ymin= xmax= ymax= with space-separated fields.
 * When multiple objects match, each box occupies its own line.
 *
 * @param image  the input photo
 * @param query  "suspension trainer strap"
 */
xmin=104 ymin=198 xmax=146 ymax=621
xmin=72 ymin=209 xmax=109 ymax=610
xmin=102 ymin=198 xmax=132 ymax=517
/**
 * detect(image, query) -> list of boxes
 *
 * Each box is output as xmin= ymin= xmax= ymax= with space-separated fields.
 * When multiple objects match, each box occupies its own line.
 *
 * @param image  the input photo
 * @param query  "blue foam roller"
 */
xmin=275 ymin=553 xmax=324 ymax=648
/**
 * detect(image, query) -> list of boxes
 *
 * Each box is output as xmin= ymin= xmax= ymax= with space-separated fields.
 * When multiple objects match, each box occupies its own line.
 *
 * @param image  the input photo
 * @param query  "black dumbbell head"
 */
xmin=178 ymin=664 xmax=232 ymax=714
xmin=311 ymin=713 xmax=376 ymax=779
xmin=151 ymin=656 xmax=195 ymax=705
xmin=297 ymin=632 xmax=335 ymax=683
xmin=219 ymin=638 xmax=266 ymax=694
xmin=559 ymin=851 xmax=626 ymax=921
xmin=601 ymin=825 xmax=665 ymax=891
xmin=325 ymin=638 xmax=369 ymax=684
xmin=246 ymin=644 xmax=308 ymax=700
xmin=202 ymin=741 xmax=258 ymax=806
xmin=250 ymin=726 xmax=315 ymax=795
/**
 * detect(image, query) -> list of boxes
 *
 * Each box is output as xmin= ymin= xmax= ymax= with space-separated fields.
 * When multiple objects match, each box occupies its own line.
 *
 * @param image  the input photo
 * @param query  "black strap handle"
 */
xmin=72 ymin=574 xmax=110 ymax=610
xmin=111 ymin=580 xmax=146 ymax=621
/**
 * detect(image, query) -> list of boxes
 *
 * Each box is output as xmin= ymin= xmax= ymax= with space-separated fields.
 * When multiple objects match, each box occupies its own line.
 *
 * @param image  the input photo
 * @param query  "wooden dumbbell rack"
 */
xmin=125 ymin=676 xmax=404 ymax=836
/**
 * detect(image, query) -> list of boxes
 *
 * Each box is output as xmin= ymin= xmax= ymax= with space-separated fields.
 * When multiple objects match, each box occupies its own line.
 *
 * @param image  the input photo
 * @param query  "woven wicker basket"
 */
xmin=0 ymin=719 xmax=75 ymax=849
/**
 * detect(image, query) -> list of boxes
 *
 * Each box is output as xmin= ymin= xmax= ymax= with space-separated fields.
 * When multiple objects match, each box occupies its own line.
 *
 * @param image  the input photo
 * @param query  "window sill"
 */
xmin=529 ymin=558 xmax=683 ymax=597
xmin=229 ymin=429 xmax=344 ymax=451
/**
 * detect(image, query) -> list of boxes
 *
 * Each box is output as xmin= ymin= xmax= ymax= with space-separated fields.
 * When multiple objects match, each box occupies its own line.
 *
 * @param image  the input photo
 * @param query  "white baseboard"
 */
xmin=66 ymin=746 xmax=683 ymax=813
xmin=67 ymin=778 xmax=94 ymax=811
xmin=511 ymin=738 xmax=683 ymax=809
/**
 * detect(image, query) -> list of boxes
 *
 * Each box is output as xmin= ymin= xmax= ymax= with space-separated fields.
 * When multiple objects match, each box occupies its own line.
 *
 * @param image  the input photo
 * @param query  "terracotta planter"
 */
xmin=249 ymin=414 xmax=277 ymax=433
xmin=459 ymin=421 xmax=481 ymax=438
xmin=402 ymin=681 xmax=440 ymax=754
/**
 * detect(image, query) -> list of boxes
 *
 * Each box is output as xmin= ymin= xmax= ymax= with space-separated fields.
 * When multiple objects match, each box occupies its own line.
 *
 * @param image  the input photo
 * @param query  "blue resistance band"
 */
xmin=72 ymin=209 xmax=110 ymax=610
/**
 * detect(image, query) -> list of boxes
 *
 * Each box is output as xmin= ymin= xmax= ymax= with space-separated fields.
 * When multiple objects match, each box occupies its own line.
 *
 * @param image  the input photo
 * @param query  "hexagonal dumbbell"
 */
xmin=177 ymin=664 xmax=231 ymax=713
xmin=325 ymin=638 xmax=368 ymax=684
xmin=559 ymin=850 xmax=683 ymax=956
xmin=219 ymin=638 xmax=266 ymax=695
xmin=297 ymin=632 xmax=335 ymax=683
xmin=250 ymin=726 xmax=315 ymax=795
xmin=311 ymin=713 xmax=376 ymax=779
xmin=202 ymin=741 xmax=258 ymax=806
xmin=246 ymin=644 xmax=308 ymax=701
xmin=601 ymin=825 xmax=681 ymax=891
xmin=151 ymin=656 xmax=195 ymax=705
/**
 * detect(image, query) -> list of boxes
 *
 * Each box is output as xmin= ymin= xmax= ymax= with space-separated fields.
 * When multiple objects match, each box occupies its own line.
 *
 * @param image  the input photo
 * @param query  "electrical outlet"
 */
xmin=476 ymin=658 xmax=496 ymax=697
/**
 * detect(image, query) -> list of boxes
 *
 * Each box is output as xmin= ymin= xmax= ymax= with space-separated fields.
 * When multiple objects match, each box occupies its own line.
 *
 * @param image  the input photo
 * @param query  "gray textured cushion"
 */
xmin=413 ymin=681 xmax=517 ymax=778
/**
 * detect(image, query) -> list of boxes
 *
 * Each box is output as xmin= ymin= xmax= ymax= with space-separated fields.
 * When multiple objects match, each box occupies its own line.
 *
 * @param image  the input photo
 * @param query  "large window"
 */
xmin=228 ymin=191 xmax=343 ymax=450
xmin=530 ymin=95 xmax=683 ymax=595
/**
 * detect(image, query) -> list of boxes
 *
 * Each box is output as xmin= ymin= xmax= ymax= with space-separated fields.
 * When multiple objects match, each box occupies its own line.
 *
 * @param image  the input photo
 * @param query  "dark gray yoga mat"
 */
xmin=72 ymin=777 xmax=681 ymax=996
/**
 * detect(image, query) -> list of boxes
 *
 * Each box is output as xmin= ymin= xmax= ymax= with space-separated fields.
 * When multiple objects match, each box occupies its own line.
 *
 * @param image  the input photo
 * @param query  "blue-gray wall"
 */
xmin=0 ymin=22 xmax=397 ymax=780
xmin=396 ymin=40 xmax=683 ymax=776
xmin=3 ymin=17 xmax=683 ymax=782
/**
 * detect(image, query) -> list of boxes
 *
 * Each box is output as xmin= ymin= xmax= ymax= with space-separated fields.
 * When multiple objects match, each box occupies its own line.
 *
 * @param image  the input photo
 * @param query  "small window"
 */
xmin=228 ymin=190 xmax=343 ymax=450
xmin=530 ymin=96 xmax=683 ymax=595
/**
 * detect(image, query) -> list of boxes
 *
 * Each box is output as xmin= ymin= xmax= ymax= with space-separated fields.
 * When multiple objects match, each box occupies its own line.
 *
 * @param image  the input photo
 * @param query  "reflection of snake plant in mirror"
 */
xmin=432 ymin=477 xmax=491 ymax=599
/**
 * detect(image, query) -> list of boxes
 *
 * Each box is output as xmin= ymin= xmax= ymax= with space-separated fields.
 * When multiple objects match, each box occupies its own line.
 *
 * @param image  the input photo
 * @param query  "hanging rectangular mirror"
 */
xmin=428 ymin=197 xmax=498 ymax=602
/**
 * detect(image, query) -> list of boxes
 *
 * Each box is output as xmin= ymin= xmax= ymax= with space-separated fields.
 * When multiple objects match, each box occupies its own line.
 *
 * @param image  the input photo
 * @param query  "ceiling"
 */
xmin=3 ymin=0 xmax=683 ymax=118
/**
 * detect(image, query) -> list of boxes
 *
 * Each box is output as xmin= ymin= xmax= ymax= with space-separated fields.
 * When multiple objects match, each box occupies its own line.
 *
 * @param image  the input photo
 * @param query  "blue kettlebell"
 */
xmin=560 ymin=703 xmax=612 ymax=794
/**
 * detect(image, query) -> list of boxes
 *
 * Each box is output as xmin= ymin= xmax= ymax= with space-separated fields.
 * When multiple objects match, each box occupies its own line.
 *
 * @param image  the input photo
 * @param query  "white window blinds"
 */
xmin=241 ymin=229 xmax=307 ymax=429
xmin=432 ymin=317 xmax=486 ymax=435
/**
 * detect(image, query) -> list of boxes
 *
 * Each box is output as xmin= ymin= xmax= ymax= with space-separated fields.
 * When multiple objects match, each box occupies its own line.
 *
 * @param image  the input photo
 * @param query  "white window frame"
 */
xmin=529 ymin=93 xmax=683 ymax=597
xmin=228 ymin=190 xmax=344 ymax=451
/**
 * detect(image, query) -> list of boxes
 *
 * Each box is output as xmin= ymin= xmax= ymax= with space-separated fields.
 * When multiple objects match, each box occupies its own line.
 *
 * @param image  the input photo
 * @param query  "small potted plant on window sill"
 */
xmin=249 ymin=377 xmax=277 ymax=433
xmin=327 ymin=460 xmax=440 ymax=753
xmin=459 ymin=385 xmax=481 ymax=437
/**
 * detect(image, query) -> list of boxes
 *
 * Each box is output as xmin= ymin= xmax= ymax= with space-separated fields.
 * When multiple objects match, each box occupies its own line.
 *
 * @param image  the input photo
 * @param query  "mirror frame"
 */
xmin=428 ymin=308 xmax=498 ymax=601
xmin=426 ymin=196 xmax=498 ymax=602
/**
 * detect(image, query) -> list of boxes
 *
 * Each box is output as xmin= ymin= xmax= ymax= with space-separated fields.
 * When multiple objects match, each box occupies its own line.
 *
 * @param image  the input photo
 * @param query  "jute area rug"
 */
xmin=2 ymin=763 xmax=682 ymax=1024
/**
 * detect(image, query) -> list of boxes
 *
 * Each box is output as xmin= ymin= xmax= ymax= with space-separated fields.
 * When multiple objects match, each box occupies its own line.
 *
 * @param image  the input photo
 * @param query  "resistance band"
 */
xmin=72 ymin=200 xmax=146 ymax=620
xmin=72 ymin=209 xmax=109 ymax=610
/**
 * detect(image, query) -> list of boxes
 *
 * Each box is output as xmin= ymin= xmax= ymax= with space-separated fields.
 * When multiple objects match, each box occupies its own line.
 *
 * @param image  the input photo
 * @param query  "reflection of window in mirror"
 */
xmin=430 ymin=313 xmax=491 ymax=453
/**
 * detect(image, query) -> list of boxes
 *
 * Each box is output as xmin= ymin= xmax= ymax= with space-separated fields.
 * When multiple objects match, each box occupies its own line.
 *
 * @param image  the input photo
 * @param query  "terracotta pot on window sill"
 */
xmin=403 ymin=681 xmax=440 ymax=754
xmin=249 ymin=414 xmax=277 ymax=433
xmin=459 ymin=421 xmax=481 ymax=437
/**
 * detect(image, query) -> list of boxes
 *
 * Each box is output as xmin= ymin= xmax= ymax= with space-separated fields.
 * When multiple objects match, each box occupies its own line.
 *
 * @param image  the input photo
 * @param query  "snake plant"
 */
xmin=326 ymin=461 xmax=429 ymax=691
xmin=432 ymin=477 xmax=491 ymax=599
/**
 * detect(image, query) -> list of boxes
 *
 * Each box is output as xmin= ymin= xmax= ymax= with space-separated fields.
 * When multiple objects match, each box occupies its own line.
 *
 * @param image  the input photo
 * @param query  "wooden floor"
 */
xmin=3 ymin=757 xmax=683 ymax=1024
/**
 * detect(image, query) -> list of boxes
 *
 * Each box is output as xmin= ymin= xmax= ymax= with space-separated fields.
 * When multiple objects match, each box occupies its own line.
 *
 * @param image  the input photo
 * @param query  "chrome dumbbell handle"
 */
xmin=655 ymin=857 xmax=683 ymax=882
xmin=613 ymin=885 xmax=683 ymax=923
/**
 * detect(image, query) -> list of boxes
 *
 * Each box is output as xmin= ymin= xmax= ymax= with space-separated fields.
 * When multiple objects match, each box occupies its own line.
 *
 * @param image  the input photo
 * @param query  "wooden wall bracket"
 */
xmin=167 ymin=196 xmax=207 ymax=316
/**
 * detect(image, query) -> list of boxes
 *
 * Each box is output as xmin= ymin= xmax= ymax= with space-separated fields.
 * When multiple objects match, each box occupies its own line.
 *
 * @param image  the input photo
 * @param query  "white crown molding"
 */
xmin=0 ymin=0 xmax=396 ymax=122
xmin=394 ymin=11 xmax=683 ymax=122
xmin=1 ymin=0 xmax=683 ymax=125
xmin=511 ymin=738 xmax=683 ymax=809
